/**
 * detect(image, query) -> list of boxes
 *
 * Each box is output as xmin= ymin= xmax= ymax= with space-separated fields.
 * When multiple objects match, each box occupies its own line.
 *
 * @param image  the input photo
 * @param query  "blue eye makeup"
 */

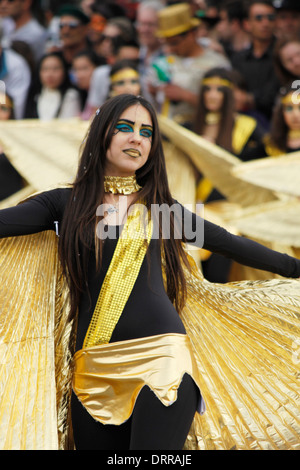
xmin=114 ymin=120 xmax=153 ymax=139
xmin=140 ymin=126 xmax=153 ymax=138
xmin=115 ymin=121 xmax=133 ymax=133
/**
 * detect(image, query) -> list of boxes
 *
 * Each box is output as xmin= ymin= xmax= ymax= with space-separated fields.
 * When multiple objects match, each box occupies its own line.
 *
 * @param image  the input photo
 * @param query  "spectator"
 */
xmin=92 ymin=16 xmax=137 ymax=64
xmin=231 ymin=0 xmax=280 ymax=122
xmin=135 ymin=0 xmax=166 ymax=102
xmin=151 ymin=2 xmax=230 ymax=124
xmin=108 ymin=59 xmax=141 ymax=98
xmin=0 ymin=25 xmax=31 ymax=119
xmin=215 ymin=0 xmax=251 ymax=58
xmin=87 ymin=10 xmax=107 ymax=50
xmin=273 ymin=36 xmax=300 ymax=85
xmin=273 ymin=0 xmax=300 ymax=40
xmin=0 ymin=0 xmax=48 ymax=63
xmin=192 ymin=66 xmax=265 ymax=283
xmin=87 ymin=0 xmax=127 ymax=49
xmin=261 ymin=81 xmax=300 ymax=155
xmin=0 ymin=92 xmax=24 ymax=200
xmin=25 ymin=51 xmax=81 ymax=120
xmin=116 ymin=37 xmax=140 ymax=62
xmin=193 ymin=67 xmax=266 ymax=164
xmin=72 ymin=49 xmax=105 ymax=119
xmin=56 ymin=4 xmax=91 ymax=68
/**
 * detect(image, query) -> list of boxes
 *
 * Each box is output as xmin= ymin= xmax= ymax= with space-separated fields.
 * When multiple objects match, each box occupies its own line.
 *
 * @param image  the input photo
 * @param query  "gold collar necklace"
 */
xmin=104 ymin=175 xmax=142 ymax=195
xmin=288 ymin=129 xmax=300 ymax=140
xmin=205 ymin=112 xmax=221 ymax=125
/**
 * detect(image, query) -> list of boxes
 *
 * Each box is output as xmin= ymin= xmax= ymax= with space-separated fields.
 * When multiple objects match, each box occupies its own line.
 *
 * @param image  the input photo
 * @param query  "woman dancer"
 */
xmin=0 ymin=94 xmax=299 ymax=450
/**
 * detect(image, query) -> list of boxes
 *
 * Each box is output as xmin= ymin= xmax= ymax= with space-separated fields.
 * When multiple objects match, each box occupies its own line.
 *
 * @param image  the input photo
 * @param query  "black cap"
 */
xmin=273 ymin=0 xmax=300 ymax=11
xmin=57 ymin=4 xmax=90 ymax=24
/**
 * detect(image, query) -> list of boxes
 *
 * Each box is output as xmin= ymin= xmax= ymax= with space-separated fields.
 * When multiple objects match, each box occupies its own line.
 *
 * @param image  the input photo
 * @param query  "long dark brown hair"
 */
xmin=193 ymin=67 xmax=235 ymax=153
xmin=269 ymin=82 xmax=296 ymax=152
xmin=58 ymin=94 xmax=190 ymax=319
xmin=273 ymin=36 xmax=300 ymax=86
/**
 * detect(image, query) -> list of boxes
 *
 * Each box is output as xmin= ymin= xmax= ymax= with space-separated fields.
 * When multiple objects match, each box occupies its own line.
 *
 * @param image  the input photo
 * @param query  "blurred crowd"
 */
xmin=1 ymin=0 xmax=300 ymax=163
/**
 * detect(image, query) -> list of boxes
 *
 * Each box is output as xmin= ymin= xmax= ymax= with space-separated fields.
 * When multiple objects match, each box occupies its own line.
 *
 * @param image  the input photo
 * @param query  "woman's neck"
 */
xmin=287 ymin=129 xmax=300 ymax=149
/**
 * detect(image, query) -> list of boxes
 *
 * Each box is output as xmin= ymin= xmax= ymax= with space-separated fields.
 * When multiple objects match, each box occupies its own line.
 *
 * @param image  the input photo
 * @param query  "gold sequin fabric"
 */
xmin=83 ymin=204 xmax=152 ymax=348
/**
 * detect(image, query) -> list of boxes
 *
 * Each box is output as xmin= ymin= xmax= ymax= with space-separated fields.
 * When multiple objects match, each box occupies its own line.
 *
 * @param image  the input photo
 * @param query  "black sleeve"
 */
xmin=0 ymin=153 xmax=23 ymax=201
xmin=179 ymin=203 xmax=300 ymax=279
xmin=0 ymin=188 xmax=70 ymax=238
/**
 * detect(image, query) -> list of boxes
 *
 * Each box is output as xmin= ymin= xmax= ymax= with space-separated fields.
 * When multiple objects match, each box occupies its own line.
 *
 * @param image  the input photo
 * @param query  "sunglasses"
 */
xmin=59 ymin=21 xmax=81 ymax=29
xmin=251 ymin=14 xmax=276 ymax=22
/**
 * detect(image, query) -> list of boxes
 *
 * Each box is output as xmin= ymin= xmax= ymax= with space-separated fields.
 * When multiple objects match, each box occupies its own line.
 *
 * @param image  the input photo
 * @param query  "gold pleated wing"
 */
xmin=232 ymin=151 xmax=300 ymax=198
xmin=181 ymin=258 xmax=300 ymax=450
xmin=0 ymin=119 xmax=89 ymax=209
xmin=0 ymin=231 xmax=74 ymax=450
xmin=0 ymin=230 xmax=299 ymax=450
xmin=158 ymin=115 xmax=276 ymax=207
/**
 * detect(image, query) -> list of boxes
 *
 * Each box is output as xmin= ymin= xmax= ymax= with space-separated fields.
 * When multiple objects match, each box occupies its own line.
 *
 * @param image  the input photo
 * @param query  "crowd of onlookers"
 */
xmin=1 ymin=0 xmax=300 ymax=155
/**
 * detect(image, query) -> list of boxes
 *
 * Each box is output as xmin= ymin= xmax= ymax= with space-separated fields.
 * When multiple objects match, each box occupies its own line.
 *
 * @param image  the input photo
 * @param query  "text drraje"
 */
xmin=107 ymin=454 xmax=192 ymax=466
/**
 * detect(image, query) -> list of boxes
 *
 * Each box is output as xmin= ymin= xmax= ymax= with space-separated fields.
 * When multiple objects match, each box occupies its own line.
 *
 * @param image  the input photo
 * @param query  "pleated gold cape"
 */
xmin=0 ymin=230 xmax=299 ymax=450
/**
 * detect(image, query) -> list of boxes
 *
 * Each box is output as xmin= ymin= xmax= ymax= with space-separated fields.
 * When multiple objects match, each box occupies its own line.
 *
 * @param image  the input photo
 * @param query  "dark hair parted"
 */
xmin=273 ymin=36 xmax=300 ymax=86
xmin=58 ymin=93 xmax=190 ymax=319
xmin=269 ymin=82 xmax=297 ymax=152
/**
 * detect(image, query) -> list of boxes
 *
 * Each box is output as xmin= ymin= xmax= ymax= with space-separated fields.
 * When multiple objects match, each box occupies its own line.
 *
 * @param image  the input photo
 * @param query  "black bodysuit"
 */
xmin=1 ymin=188 xmax=299 ymax=450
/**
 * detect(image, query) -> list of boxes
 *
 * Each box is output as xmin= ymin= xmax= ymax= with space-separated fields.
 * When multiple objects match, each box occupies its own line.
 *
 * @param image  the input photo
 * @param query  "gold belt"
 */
xmin=72 ymin=333 xmax=204 ymax=425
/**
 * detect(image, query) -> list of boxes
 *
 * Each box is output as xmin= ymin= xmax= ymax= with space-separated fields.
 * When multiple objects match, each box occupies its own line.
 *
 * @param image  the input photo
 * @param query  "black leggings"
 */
xmin=71 ymin=373 xmax=199 ymax=450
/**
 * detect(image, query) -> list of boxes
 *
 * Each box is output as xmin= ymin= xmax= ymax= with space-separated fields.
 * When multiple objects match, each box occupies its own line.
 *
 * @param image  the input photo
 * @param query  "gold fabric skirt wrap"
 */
xmin=72 ymin=333 xmax=204 ymax=426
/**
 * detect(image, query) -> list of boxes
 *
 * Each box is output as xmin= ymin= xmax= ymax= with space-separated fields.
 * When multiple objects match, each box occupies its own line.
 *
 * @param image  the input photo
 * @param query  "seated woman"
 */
xmin=108 ymin=59 xmax=141 ymax=98
xmin=263 ymin=81 xmax=300 ymax=156
xmin=273 ymin=36 xmax=300 ymax=86
xmin=193 ymin=67 xmax=266 ymax=166
xmin=25 ymin=51 xmax=82 ymax=120
xmin=192 ymin=67 xmax=266 ymax=282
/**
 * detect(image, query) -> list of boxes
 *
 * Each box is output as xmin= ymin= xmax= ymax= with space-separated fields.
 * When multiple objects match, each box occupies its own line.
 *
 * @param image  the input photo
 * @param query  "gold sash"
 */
xmin=83 ymin=203 xmax=153 ymax=348
xmin=232 ymin=114 xmax=257 ymax=155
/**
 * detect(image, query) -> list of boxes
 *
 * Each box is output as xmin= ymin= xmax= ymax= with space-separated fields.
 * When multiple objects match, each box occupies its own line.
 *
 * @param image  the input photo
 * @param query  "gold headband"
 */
xmin=281 ymin=93 xmax=299 ymax=105
xmin=0 ymin=94 xmax=13 ymax=109
xmin=202 ymin=77 xmax=233 ymax=89
xmin=110 ymin=69 xmax=140 ymax=84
